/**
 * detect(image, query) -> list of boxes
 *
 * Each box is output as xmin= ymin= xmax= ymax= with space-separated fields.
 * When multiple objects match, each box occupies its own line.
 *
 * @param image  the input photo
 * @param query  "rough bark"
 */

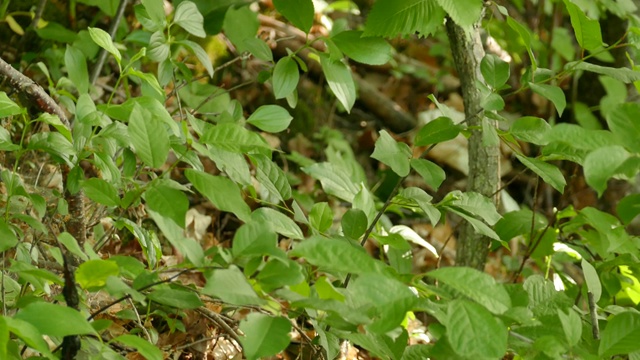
xmin=445 ymin=18 xmax=500 ymax=270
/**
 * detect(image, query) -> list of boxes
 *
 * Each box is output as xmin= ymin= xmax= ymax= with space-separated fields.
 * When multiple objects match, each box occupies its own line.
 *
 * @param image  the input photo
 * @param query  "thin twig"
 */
xmin=588 ymin=291 xmax=600 ymax=340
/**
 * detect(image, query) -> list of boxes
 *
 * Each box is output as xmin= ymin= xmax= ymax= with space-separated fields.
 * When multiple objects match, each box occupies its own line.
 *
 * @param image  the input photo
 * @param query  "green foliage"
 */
xmin=2 ymin=0 xmax=640 ymax=359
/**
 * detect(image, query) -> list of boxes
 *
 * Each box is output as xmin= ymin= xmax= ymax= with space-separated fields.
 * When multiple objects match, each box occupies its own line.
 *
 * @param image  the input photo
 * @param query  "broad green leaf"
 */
xmin=607 ymin=103 xmax=640 ymax=153
xmin=506 ymin=17 xmax=536 ymax=68
xmin=414 ymin=117 xmax=460 ymax=146
xmin=331 ymin=31 xmax=392 ymax=65
xmin=243 ymin=37 xmax=273 ymax=62
xmin=353 ymin=185 xmax=376 ymax=226
xmin=350 ymin=274 xmax=419 ymax=334
xmin=566 ymin=61 xmax=640 ymax=83
xmin=523 ymin=275 xmax=573 ymax=317
xmin=529 ymin=83 xmax=566 ymax=116
xmin=82 ymin=178 xmax=120 ymax=207
xmin=617 ymin=194 xmax=640 ymax=225
xmin=449 ymin=208 xmax=501 ymax=241
xmin=58 ymin=232 xmax=88 ymax=262
xmin=309 ymin=202 xmax=333 ymax=233
xmin=222 ymin=6 xmax=259 ymax=53
xmin=185 ymin=169 xmax=252 ymax=222
xmin=411 ymin=159 xmax=447 ymax=190
xmin=203 ymin=266 xmax=265 ymax=305
xmin=147 ymin=31 xmax=170 ymax=62
xmin=427 ymin=267 xmax=512 ymax=314
xmin=134 ymin=4 xmax=162 ymax=32
xmin=232 ymin=221 xmax=279 ymax=258
xmin=203 ymin=144 xmax=252 ymax=186
xmin=0 ymin=220 xmax=18 ymax=252
xmin=76 ymin=259 xmax=119 ymax=290
xmin=37 ymin=113 xmax=72 ymax=141
xmin=113 ymin=334 xmax=163 ymax=360
xmin=435 ymin=0 xmax=482 ymax=28
xmin=5 ymin=318 xmax=55 ymax=358
xmin=516 ymin=154 xmax=566 ymax=193
xmin=584 ymin=145 xmax=629 ymax=197
xmin=290 ymin=235 xmax=387 ymax=274
xmin=0 ymin=317 xmax=7 ymax=360
xmin=320 ymin=54 xmax=356 ymax=113
xmin=65 ymin=45 xmax=89 ymax=94
xmin=481 ymin=54 xmax=510 ymax=89
xmin=251 ymin=207 xmax=303 ymax=239
xmin=14 ymin=302 xmax=97 ymax=337
xmin=364 ymin=0 xmax=445 ymax=38
xmin=563 ymin=0 xmax=602 ymax=50
xmin=249 ymin=154 xmax=292 ymax=202
xmin=599 ymin=312 xmax=640 ymax=357
xmin=272 ymin=0 xmax=314 ymax=33
xmin=147 ymin=288 xmax=204 ymax=309
xmin=0 ymin=92 xmax=22 ymax=117
xmin=257 ymin=258 xmax=305 ymax=291
xmin=144 ymin=185 xmax=189 ymax=228
xmin=303 ymin=162 xmax=360 ymax=202
xmin=88 ymin=27 xmax=121 ymax=65
xmin=581 ymin=259 xmax=601 ymax=303
xmin=546 ymin=123 xmax=618 ymax=151
xmin=141 ymin=0 xmax=166 ymax=28
xmin=247 ymin=105 xmax=293 ymax=133
xmin=399 ymin=187 xmax=441 ymax=225
xmin=447 ymin=191 xmax=501 ymax=225
xmin=446 ymin=299 xmax=508 ymax=358
xmin=272 ymin=57 xmax=299 ymax=99
xmin=371 ymin=130 xmax=411 ymax=177
xmin=557 ymin=309 xmax=582 ymax=347
xmin=341 ymin=208 xmax=368 ymax=239
xmin=128 ymin=104 xmax=170 ymax=168
xmin=240 ymin=313 xmax=292 ymax=360
xmin=510 ymin=116 xmax=551 ymax=145
xmin=495 ymin=209 xmax=547 ymax=241
xmin=178 ymin=39 xmax=214 ymax=77
xmin=173 ymin=1 xmax=205 ymax=37
xmin=201 ymin=123 xmax=272 ymax=155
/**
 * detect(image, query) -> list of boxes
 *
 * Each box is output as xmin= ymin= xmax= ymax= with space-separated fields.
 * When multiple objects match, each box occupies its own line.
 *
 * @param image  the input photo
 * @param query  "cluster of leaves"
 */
xmin=1 ymin=0 xmax=640 ymax=359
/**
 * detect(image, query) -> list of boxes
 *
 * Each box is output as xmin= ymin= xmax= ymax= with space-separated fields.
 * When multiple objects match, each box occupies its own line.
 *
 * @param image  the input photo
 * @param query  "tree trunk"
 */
xmin=445 ymin=18 xmax=500 ymax=270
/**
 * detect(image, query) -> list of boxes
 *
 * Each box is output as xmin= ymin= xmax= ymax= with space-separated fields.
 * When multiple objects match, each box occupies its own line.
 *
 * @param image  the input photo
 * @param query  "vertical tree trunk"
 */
xmin=445 ymin=18 xmax=500 ymax=270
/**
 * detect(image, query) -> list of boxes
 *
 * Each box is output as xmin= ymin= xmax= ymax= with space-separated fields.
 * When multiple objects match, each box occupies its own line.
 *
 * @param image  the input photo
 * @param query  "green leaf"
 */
xmin=320 ymin=54 xmax=356 ymax=113
xmin=446 ymin=299 xmax=508 ymax=358
xmin=65 ymin=45 xmax=89 ymax=94
xmin=341 ymin=208 xmax=368 ymax=239
xmin=251 ymin=207 xmax=303 ymax=239
xmin=144 ymin=185 xmax=189 ymax=228
xmin=410 ymin=158 xmax=445 ymax=190
xmin=617 ymin=194 xmax=640 ymax=225
xmin=371 ymin=130 xmax=412 ymax=177
xmin=510 ymin=116 xmax=551 ymax=145
xmin=272 ymin=0 xmax=314 ymax=33
xmin=607 ymin=103 xmax=640 ymax=153
xmin=563 ymin=0 xmax=602 ymax=50
xmin=506 ymin=17 xmax=536 ymax=68
xmin=364 ymin=0 xmax=445 ymax=38
xmin=0 ymin=317 xmax=7 ymax=360
xmin=302 ymin=162 xmax=360 ymax=202
xmin=529 ymin=83 xmax=566 ymax=116
xmin=427 ymin=267 xmax=512 ymax=314
xmin=173 ymin=1 xmax=205 ymax=37
xmin=581 ymin=259 xmax=601 ymax=302
xmin=446 ymin=191 xmax=501 ymax=225
xmin=414 ymin=117 xmax=460 ymax=146
xmin=178 ymin=39 xmax=214 ymax=77
xmin=37 ymin=113 xmax=72 ymax=142
xmin=290 ymin=235 xmax=387 ymax=274
xmin=448 ymin=208 xmax=501 ymax=240
xmin=0 ymin=220 xmax=18 ymax=252
xmin=257 ymin=258 xmax=305 ymax=291
xmin=201 ymin=123 xmax=271 ymax=155
xmin=147 ymin=288 xmax=204 ymax=309
xmin=557 ymin=309 xmax=582 ymax=347
xmin=147 ymin=31 xmax=170 ymax=62
xmin=331 ymin=31 xmax=392 ymax=65
xmin=249 ymin=154 xmax=292 ymax=202
xmin=58 ymin=232 xmax=88 ymax=262
xmin=232 ymin=221 xmax=279 ymax=258
xmin=128 ymin=104 xmax=170 ymax=168
xmin=399 ymin=187 xmax=441 ymax=225
xmin=566 ymin=61 xmax=640 ymax=83
xmin=309 ymin=202 xmax=333 ymax=233
xmin=88 ymin=27 xmax=121 ymax=65
xmin=76 ymin=259 xmax=119 ymax=290
xmin=516 ymin=154 xmax=566 ymax=193
xmin=203 ymin=266 xmax=265 ymax=306
xmin=141 ymin=0 xmax=166 ymax=28
xmin=185 ymin=169 xmax=252 ymax=222
xmin=599 ymin=312 xmax=640 ymax=357
xmin=435 ymin=0 xmax=482 ymax=28
xmin=481 ymin=54 xmax=510 ymax=89
xmin=14 ymin=302 xmax=97 ymax=337
xmin=5 ymin=318 xmax=55 ymax=358
xmin=583 ymin=145 xmax=629 ymax=197
xmin=272 ymin=56 xmax=299 ymax=99
xmin=113 ymin=334 xmax=163 ymax=360
xmin=0 ymin=92 xmax=22 ymax=118
xmin=222 ymin=6 xmax=259 ymax=53
xmin=82 ymin=178 xmax=120 ymax=207
xmin=247 ymin=105 xmax=293 ymax=133
xmin=243 ymin=37 xmax=273 ymax=62
xmin=240 ymin=313 xmax=292 ymax=360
